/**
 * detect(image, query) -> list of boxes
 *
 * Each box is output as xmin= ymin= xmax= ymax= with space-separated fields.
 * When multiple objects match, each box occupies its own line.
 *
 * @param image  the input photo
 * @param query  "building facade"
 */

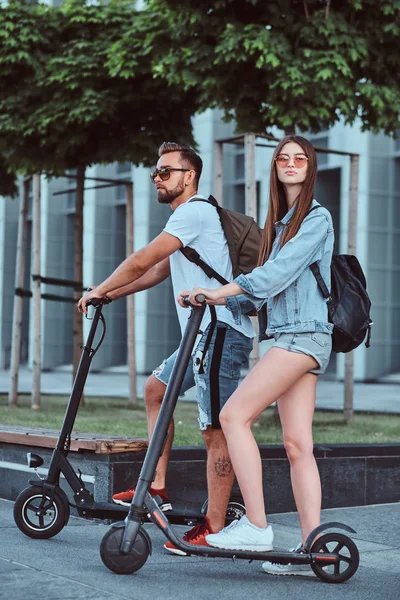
xmin=0 ymin=110 xmax=399 ymax=381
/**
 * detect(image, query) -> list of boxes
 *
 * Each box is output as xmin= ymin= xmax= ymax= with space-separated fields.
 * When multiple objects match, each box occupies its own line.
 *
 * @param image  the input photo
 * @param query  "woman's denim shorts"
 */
xmin=271 ymin=332 xmax=332 ymax=375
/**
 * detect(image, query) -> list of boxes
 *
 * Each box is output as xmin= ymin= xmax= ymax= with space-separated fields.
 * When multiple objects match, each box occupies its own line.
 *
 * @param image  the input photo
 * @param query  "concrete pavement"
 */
xmin=1 ymin=365 xmax=400 ymax=413
xmin=1 ymin=498 xmax=399 ymax=600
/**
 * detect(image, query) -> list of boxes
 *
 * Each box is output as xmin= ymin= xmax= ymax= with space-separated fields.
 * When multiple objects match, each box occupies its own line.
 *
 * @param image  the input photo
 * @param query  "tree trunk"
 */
xmin=244 ymin=133 xmax=260 ymax=371
xmin=72 ymin=165 xmax=85 ymax=403
xmin=126 ymin=182 xmax=137 ymax=405
xmin=284 ymin=126 xmax=296 ymax=136
xmin=9 ymin=177 xmax=30 ymax=407
xmin=31 ymin=174 xmax=41 ymax=410
xmin=344 ymin=155 xmax=359 ymax=423
xmin=213 ymin=141 xmax=223 ymax=205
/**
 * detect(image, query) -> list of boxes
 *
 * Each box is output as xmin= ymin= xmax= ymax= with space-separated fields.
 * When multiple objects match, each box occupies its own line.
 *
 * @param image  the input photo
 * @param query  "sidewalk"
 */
xmin=1 ymin=366 xmax=399 ymax=413
xmin=1 ymin=498 xmax=399 ymax=600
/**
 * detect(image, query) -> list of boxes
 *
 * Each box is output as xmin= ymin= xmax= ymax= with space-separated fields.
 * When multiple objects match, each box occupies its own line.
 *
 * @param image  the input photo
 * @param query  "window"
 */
xmin=314 ymin=136 xmax=329 ymax=166
xmin=116 ymin=162 xmax=131 ymax=174
xmin=395 ymin=130 xmax=400 ymax=153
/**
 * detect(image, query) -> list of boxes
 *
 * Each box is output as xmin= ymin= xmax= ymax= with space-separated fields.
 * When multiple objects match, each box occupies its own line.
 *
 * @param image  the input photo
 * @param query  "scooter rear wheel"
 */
xmin=310 ymin=532 xmax=359 ymax=583
xmin=100 ymin=525 xmax=151 ymax=574
xmin=13 ymin=485 xmax=69 ymax=539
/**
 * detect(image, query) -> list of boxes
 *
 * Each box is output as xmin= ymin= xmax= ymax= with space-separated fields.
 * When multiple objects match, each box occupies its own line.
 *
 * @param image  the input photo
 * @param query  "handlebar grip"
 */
xmin=183 ymin=294 xmax=206 ymax=307
xmin=86 ymin=298 xmax=103 ymax=308
xmin=85 ymin=288 xmax=112 ymax=308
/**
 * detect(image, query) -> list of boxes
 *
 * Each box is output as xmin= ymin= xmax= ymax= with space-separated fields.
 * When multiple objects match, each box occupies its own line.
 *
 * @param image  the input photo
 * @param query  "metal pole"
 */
xmin=213 ymin=141 xmax=223 ymax=205
xmin=72 ymin=166 xmax=85 ymax=399
xmin=31 ymin=174 xmax=41 ymax=409
xmin=344 ymin=155 xmax=359 ymax=423
xmin=126 ymin=182 xmax=137 ymax=405
xmin=9 ymin=178 xmax=30 ymax=406
xmin=244 ymin=133 xmax=260 ymax=370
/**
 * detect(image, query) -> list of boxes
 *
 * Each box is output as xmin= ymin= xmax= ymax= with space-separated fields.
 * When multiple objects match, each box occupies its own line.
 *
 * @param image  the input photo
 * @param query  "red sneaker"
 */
xmin=112 ymin=485 xmax=172 ymax=510
xmin=164 ymin=517 xmax=214 ymax=556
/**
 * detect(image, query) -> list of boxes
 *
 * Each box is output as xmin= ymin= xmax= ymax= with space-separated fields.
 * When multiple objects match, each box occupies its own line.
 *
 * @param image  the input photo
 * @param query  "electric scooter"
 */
xmin=99 ymin=295 xmax=360 ymax=584
xmin=13 ymin=298 xmax=244 ymax=540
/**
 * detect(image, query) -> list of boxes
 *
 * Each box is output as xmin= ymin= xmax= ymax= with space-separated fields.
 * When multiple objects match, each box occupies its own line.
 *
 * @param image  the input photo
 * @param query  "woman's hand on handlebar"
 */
xmin=177 ymin=287 xmax=226 ymax=308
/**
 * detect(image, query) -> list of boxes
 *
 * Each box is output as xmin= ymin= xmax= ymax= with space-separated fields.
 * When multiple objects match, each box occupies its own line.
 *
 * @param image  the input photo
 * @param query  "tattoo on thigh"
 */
xmin=214 ymin=456 xmax=232 ymax=477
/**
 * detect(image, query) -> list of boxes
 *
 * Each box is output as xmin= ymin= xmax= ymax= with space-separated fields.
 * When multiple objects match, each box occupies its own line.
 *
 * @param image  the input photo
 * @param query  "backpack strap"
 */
xmin=180 ymin=246 xmax=229 ymax=285
xmin=307 ymin=204 xmax=320 ymax=216
xmin=179 ymin=195 xmax=229 ymax=285
xmin=309 ymin=262 xmax=332 ymax=302
xmin=307 ymin=204 xmax=332 ymax=301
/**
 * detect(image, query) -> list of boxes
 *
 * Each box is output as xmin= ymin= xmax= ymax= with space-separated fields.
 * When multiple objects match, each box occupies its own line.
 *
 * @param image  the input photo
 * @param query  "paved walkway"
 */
xmin=1 ymin=498 xmax=399 ymax=600
xmin=1 ymin=366 xmax=399 ymax=413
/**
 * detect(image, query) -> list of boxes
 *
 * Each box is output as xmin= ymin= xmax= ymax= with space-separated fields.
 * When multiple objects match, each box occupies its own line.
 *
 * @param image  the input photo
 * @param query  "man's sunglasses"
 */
xmin=150 ymin=167 xmax=191 ymax=182
xmin=275 ymin=154 xmax=308 ymax=169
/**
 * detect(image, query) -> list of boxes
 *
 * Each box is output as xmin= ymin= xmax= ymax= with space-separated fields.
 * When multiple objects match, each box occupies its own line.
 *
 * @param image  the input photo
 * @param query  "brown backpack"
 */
xmin=180 ymin=195 xmax=262 ymax=285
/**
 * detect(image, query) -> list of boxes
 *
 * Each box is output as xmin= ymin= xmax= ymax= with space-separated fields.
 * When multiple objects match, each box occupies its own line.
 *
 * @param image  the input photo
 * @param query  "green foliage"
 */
xmin=123 ymin=0 xmax=400 ymax=134
xmin=1 ymin=0 xmax=399 ymax=176
xmin=0 ymin=0 xmax=198 ymax=174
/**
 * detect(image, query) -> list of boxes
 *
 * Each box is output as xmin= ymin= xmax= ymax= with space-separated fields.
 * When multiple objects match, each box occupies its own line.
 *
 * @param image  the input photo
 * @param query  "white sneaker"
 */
xmin=205 ymin=516 xmax=274 ymax=551
xmin=262 ymin=543 xmax=315 ymax=577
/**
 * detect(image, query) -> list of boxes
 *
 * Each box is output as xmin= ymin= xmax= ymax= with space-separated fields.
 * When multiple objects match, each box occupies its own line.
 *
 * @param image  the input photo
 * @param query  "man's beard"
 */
xmin=157 ymin=179 xmax=185 ymax=204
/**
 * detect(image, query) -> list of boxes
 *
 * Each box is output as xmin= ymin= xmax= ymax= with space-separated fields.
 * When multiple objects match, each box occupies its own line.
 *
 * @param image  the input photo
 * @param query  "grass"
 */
xmin=1 ymin=394 xmax=400 ymax=445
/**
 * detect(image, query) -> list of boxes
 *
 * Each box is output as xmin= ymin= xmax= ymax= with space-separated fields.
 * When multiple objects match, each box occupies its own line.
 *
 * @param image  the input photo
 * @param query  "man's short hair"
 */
xmin=158 ymin=142 xmax=203 ymax=187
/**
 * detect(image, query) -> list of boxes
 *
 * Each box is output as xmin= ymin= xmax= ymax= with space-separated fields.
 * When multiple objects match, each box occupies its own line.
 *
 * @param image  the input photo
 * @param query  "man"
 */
xmin=78 ymin=142 xmax=254 ymax=554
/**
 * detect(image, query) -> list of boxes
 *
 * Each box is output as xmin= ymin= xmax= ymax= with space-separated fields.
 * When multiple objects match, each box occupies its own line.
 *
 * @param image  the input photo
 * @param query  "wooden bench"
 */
xmin=2 ymin=426 xmax=399 ymax=513
xmin=0 ymin=425 xmax=148 ymax=454
xmin=0 ymin=425 xmax=149 ymax=507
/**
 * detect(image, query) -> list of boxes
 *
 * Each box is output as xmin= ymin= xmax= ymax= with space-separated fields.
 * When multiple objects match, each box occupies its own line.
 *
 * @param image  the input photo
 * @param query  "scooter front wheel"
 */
xmin=13 ymin=485 xmax=69 ymax=539
xmin=100 ymin=525 xmax=151 ymax=574
xmin=310 ymin=532 xmax=359 ymax=583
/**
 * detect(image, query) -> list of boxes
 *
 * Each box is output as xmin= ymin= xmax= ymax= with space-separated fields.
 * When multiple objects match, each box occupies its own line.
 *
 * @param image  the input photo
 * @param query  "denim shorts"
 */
xmin=271 ymin=331 xmax=332 ymax=375
xmin=153 ymin=323 xmax=253 ymax=430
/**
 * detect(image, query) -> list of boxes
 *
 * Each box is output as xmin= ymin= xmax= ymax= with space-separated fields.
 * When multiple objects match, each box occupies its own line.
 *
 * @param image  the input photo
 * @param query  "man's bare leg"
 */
xmin=144 ymin=374 xmax=173 ymax=489
xmin=201 ymin=426 xmax=235 ymax=532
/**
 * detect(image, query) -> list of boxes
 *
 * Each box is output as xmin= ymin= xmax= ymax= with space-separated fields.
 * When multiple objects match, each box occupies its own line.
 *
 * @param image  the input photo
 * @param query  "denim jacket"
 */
xmin=226 ymin=200 xmax=335 ymax=336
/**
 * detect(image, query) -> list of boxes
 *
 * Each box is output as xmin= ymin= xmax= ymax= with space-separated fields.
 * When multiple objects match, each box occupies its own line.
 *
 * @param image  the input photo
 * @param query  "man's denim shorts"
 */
xmin=153 ymin=323 xmax=253 ymax=431
xmin=271 ymin=332 xmax=332 ymax=375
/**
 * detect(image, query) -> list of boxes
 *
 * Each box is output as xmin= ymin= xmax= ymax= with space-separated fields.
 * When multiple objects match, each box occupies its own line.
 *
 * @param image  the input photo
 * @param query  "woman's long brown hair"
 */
xmin=257 ymin=136 xmax=318 ymax=266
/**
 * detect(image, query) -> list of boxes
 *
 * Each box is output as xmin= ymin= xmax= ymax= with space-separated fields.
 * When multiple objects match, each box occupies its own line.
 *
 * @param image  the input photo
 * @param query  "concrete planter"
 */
xmin=1 ymin=441 xmax=399 ymax=514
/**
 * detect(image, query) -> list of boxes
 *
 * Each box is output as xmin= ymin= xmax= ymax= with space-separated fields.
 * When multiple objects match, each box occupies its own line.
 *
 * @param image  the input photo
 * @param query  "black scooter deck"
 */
xmin=77 ymin=501 xmax=204 ymax=526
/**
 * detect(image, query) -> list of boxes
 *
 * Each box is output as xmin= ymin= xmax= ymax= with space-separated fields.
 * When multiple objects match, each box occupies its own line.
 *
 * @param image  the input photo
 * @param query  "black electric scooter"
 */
xmin=99 ymin=296 xmax=360 ymax=584
xmin=13 ymin=299 xmax=244 ymax=540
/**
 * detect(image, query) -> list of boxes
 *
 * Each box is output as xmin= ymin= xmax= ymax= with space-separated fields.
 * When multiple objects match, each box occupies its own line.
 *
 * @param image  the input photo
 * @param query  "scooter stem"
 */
xmin=120 ymin=301 xmax=206 ymax=554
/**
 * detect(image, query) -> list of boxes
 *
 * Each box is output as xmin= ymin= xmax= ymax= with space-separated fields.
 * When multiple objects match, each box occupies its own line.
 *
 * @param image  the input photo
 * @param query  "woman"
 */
xmin=179 ymin=135 xmax=334 ymax=575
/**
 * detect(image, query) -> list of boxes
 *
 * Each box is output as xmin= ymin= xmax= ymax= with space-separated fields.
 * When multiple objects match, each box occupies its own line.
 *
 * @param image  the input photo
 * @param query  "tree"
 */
xmin=110 ymin=0 xmax=400 ymax=423
xmin=0 ymin=0 xmax=199 ymax=406
xmin=115 ymin=0 xmax=400 ymax=135
xmin=0 ymin=0 xmax=198 ymax=172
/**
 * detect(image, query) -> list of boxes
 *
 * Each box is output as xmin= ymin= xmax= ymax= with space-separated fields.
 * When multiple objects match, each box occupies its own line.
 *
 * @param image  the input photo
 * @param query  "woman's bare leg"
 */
xmin=277 ymin=372 xmax=320 ymax=544
xmin=219 ymin=347 xmax=318 ymax=529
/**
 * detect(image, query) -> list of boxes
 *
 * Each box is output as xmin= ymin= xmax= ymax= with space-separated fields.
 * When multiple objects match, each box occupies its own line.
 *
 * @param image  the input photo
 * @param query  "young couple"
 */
xmin=78 ymin=136 xmax=334 ymax=576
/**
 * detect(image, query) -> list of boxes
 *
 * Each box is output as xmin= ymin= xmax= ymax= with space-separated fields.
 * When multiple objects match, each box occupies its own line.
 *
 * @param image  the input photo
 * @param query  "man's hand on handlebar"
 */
xmin=177 ymin=287 xmax=227 ymax=308
xmin=77 ymin=287 xmax=112 ymax=315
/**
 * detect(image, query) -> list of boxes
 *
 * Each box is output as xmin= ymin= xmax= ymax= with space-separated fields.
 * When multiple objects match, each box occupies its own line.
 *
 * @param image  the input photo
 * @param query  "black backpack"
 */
xmin=180 ymin=195 xmax=262 ymax=285
xmin=306 ymin=205 xmax=372 ymax=352
xmin=259 ymin=205 xmax=373 ymax=352
xmin=310 ymin=255 xmax=373 ymax=353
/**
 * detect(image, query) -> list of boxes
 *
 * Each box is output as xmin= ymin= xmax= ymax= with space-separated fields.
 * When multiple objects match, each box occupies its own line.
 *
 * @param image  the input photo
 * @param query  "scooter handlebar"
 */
xmin=86 ymin=297 xmax=112 ymax=308
xmin=183 ymin=293 xmax=206 ymax=307
xmin=85 ymin=288 xmax=112 ymax=308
